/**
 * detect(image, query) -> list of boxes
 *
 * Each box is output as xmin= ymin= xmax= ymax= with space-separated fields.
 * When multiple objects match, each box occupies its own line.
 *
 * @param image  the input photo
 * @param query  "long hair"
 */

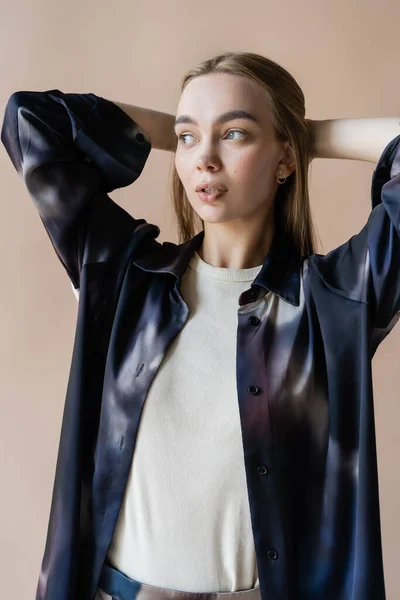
xmin=168 ymin=51 xmax=320 ymax=258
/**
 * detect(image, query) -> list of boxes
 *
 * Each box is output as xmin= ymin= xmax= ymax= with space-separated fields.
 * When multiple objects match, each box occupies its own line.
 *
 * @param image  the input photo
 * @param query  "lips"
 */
xmin=195 ymin=183 xmax=227 ymax=192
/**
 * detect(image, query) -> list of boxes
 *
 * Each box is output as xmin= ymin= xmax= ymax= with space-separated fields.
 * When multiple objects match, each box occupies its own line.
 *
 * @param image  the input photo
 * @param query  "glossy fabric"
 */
xmin=1 ymin=90 xmax=400 ymax=600
xmin=96 ymin=563 xmax=261 ymax=600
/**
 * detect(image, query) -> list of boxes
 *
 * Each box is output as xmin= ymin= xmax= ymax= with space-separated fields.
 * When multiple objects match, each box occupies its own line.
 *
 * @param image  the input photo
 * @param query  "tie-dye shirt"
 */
xmin=2 ymin=90 xmax=400 ymax=600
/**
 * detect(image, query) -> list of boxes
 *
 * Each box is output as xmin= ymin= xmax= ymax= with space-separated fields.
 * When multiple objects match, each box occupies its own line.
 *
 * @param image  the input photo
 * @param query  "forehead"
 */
xmin=176 ymin=73 xmax=271 ymax=127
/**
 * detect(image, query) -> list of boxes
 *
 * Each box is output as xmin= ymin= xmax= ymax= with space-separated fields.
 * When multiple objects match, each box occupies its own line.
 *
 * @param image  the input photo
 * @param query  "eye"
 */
xmin=178 ymin=132 xmax=195 ymax=144
xmin=177 ymin=129 xmax=246 ymax=145
xmin=225 ymin=129 xmax=246 ymax=140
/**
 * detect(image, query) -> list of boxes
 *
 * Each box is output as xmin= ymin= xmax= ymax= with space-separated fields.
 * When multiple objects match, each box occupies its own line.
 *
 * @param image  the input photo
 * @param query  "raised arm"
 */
xmin=110 ymin=100 xmax=176 ymax=152
xmin=310 ymin=117 xmax=400 ymax=164
xmin=308 ymin=116 xmax=400 ymax=353
xmin=1 ymin=89 xmax=160 ymax=291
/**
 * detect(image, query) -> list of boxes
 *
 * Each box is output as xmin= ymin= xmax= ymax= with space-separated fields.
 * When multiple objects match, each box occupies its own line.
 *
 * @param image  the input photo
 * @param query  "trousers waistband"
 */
xmin=98 ymin=563 xmax=261 ymax=600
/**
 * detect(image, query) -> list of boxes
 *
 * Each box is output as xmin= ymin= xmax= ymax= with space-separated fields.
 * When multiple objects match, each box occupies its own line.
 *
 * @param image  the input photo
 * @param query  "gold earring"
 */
xmin=277 ymin=171 xmax=287 ymax=184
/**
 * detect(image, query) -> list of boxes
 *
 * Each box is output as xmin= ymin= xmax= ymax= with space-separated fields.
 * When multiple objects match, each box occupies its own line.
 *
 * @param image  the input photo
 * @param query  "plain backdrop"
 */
xmin=1 ymin=0 xmax=399 ymax=597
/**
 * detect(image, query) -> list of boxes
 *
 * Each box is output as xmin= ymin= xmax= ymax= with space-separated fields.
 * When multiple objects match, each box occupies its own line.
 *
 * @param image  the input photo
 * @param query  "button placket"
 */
xmin=239 ymin=300 xmax=279 ymax=566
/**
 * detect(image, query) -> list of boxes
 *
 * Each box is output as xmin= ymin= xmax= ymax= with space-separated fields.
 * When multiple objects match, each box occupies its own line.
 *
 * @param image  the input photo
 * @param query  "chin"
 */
xmin=196 ymin=200 xmax=228 ymax=213
xmin=196 ymin=210 xmax=230 ymax=224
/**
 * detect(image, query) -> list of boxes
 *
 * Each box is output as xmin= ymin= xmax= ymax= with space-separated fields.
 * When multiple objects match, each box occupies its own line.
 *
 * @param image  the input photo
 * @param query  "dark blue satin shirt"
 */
xmin=1 ymin=90 xmax=400 ymax=600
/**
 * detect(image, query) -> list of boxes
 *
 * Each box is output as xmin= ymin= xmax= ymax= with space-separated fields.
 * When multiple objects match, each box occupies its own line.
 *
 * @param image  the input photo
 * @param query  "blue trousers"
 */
xmin=95 ymin=562 xmax=262 ymax=600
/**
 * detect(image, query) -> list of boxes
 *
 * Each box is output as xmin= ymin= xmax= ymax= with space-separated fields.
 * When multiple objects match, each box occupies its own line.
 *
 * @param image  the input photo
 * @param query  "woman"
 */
xmin=2 ymin=51 xmax=399 ymax=600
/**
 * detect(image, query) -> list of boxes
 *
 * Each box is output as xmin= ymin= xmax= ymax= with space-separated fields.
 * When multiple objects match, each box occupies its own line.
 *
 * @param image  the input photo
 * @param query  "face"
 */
xmin=174 ymin=73 xmax=295 ymax=229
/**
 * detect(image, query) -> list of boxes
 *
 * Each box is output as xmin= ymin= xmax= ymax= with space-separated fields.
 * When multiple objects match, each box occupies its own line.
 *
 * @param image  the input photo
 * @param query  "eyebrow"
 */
xmin=174 ymin=110 xmax=261 ymax=128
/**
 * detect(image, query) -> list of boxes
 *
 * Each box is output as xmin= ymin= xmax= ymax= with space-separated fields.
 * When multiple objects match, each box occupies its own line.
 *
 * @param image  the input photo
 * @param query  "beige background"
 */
xmin=1 ymin=0 xmax=399 ymax=597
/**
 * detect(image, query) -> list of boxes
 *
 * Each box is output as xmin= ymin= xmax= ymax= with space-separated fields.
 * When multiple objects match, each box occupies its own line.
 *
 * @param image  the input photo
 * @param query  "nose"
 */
xmin=196 ymin=151 xmax=222 ymax=171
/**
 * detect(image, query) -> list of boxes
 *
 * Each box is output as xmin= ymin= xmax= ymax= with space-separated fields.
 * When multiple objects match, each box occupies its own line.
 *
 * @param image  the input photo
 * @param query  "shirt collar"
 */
xmin=133 ymin=225 xmax=302 ymax=307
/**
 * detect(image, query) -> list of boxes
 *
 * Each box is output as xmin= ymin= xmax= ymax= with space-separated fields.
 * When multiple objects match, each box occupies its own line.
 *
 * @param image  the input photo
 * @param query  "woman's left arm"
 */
xmin=305 ymin=116 xmax=400 ymax=354
xmin=308 ymin=117 xmax=400 ymax=164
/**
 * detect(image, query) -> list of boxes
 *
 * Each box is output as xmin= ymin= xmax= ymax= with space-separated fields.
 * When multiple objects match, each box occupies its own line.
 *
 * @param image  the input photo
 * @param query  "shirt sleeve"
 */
xmin=309 ymin=132 xmax=400 ymax=354
xmin=0 ymin=89 xmax=153 ymax=290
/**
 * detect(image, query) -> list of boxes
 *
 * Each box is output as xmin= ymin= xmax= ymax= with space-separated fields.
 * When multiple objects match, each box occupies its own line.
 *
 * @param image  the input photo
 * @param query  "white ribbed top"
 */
xmin=74 ymin=250 xmax=263 ymax=593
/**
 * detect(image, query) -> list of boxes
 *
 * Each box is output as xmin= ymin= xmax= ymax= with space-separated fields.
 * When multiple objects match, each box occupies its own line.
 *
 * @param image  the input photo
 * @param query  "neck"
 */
xmin=197 ymin=217 xmax=275 ymax=270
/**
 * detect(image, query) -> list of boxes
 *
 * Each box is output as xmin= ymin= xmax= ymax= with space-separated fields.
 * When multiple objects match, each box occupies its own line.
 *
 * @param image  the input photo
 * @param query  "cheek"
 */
xmin=174 ymin=153 xmax=181 ymax=175
xmin=175 ymin=153 xmax=191 ymax=185
xmin=174 ymin=155 xmax=196 ymax=201
xmin=232 ymin=150 xmax=273 ymax=187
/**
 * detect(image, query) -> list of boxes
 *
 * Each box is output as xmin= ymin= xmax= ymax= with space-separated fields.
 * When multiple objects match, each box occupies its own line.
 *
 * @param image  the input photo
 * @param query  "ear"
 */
xmin=278 ymin=142 xmax=296 ymax=176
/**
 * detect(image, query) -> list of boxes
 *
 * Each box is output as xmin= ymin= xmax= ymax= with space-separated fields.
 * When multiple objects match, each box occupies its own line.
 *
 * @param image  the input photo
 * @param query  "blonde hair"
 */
xmin=169 ymin=51 xmax=320 ymax=259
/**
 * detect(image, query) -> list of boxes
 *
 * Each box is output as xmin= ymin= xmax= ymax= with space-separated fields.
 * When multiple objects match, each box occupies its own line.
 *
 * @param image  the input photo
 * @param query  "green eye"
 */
xmin=178 ymin=129 xmax=246 ymax=144
xmin=226 ymin=130 xmax=246 ymax=140
xmin=178 ymin=133 xmax=194 ymax=144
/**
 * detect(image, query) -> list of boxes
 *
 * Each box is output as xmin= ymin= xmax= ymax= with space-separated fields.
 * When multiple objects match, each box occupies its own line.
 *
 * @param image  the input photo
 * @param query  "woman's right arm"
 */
xmin=110 ymin=100 xmax=176 ymax=152
xmin=1 ymin=89 xmax=164 ymax=292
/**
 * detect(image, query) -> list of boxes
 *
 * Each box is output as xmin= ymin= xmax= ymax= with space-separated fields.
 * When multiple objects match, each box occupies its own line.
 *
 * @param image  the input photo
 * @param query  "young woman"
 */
xmin=2 ymin=51 xmax=399 ymax=600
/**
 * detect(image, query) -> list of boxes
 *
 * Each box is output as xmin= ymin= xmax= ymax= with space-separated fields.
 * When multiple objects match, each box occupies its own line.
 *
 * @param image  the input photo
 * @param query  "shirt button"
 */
xmin=248 ymin=316 xmax=260 ymax=326
xmin=267 ymin=549 xmax=278 ymax=560
xmin=257 ymin=466 xmax=269 ymax=475
xmin=135 ymin=132 xmax=146 ymax=143
xmin=248 ymin=385 xmax=260 ymax=395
